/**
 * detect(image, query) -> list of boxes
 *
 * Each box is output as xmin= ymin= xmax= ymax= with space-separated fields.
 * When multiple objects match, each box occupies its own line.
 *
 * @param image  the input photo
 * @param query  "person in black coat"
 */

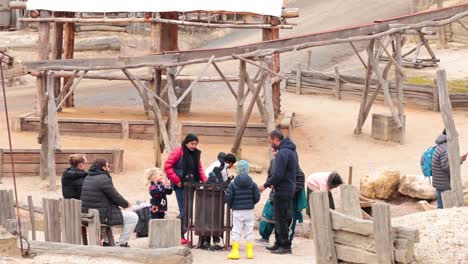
xmin=62 ymin=154 xmax=88 ymax=200
xmin=259 ymin=130 xmax=299 ymax=255
xmin=81 ymin=158 xmax=138 ymax=247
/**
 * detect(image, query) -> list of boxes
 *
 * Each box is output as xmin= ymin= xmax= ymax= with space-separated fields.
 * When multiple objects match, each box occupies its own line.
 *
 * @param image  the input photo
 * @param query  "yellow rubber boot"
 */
xmin=227 ymin=242 xmax=240 ymax=260
xmin=246 ymin=242 xmax=254 ymax=259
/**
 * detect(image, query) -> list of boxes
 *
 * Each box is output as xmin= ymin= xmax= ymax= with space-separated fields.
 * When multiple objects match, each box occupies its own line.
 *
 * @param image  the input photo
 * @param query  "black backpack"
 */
xmin=134 ymin=207 xmax=151 ymax=238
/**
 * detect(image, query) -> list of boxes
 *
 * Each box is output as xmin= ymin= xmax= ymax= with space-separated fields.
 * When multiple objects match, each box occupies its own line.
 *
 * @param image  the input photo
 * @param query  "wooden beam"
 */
xmin=377 ymin=38 xmax=405 ymax=78
xmin=35 ymin=11 xmax=50 ymax=115
xmin=231 ymin=73 xmax=267 ymax=154
xmin=373 ymin=203 xmax=395 ymax=264
xmin=56 ymin=70 xmax=88 ymax=111
xmin=244 ymin=71 xmax=267 ymax=126
xmin=236 ymin=60 xmax=246 ymax=138
xmin=166 ymin=68 xmax=179 ymax=148
xmin=172 ymin=56 xmax=214 ymax=108
xmin=309 ymin=191 xmax=338 ymax=264
xmin=418 ymin=30 xmax=437 ymax=60
xmin=262 ymin=56 xmax=277 ymax=132
xmin=349 ymin=42 xmax=368 ymax=70
xmin=27 ymin=195 xmax=36 ymax=240
xmin=281 ymin=8 xmax=300 ymax=18
xmin=295 ymin=63 xmax=302 ymax=95
xmin=232 ymin=55 xmax=287 ymax=80
xmin=211 ymin=62 xmax=237 ymax=99
xmin=367 ymin=45 xmax=403 ymax=128
xmin=46 ymin=72 xmax=58 ymax=191
xmin=63 ymin=13 xmax=76 ymax=108
xmin=395 ymin=33 xmax=405 ymax=143
xmin=354 ymin=40 xmax=374 ymax=135
xmin=437 ymin=69 xmax=464 ymax=207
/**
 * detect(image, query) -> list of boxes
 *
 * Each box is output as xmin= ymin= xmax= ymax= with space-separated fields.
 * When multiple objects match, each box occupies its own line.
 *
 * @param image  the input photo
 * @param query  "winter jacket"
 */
xmin=80 ymin=168 xmax=129 ymax=226
xmin=62 ymin=167 xmax=87 ymax=200
xmin=264 ymin=138 xmax=298 ymax=197
xmin=164 ymin=146 xmax=207 ymax=185
xmin=432 ymin=134 xmax=452 ymax=190
xmin=225 ymin=174 xmax=260 ymax=210
xmin=149 ymin=181 xmax=173 ymax=212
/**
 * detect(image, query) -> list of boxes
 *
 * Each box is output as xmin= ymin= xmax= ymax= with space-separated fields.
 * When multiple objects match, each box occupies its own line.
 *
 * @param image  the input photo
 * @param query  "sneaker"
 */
xmin=181 ymin=238 xmax=188 ymax=245
xmin=119 ymin=243 xmax=130 ymax=248
xmin=271 ymin=247 xmax=292 ymax=255
xmin=255 ymin=238 xmax=269 ymax=246
xmin=213 ymin=241 xmax=224 ymax=249
xmin=266 ymin=244 xmax=280 ymax=251
xmin=102 ymin=242 xmax=112 ymax=247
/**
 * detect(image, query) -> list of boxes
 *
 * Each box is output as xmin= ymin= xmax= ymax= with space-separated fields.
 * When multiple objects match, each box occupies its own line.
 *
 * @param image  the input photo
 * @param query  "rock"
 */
xmin=360 ymin=169 xmax=400 ymax=200
xmin=398 ymin=174 xmax=437 ymax=200
xmin=0 ymin=227 xmax=20 ymax=257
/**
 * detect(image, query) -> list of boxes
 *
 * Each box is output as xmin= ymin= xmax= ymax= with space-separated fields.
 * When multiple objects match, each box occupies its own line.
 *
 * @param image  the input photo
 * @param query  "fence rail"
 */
xmin=286 ymin=69 xmax=468 ymax=110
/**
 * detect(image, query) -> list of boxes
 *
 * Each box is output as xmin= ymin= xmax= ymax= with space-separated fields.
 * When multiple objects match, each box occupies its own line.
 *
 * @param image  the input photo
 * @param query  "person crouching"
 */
xmin=225 ymin=160 xmax=260 ymax=259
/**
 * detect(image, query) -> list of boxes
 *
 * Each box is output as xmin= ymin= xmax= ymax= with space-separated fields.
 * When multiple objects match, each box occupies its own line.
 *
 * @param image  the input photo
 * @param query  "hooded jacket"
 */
xmin=432 ymin=134 xmax=451 ymax=190
xmin=264 ymin=137 xmax=298 ymax=197
xmin=225 ymin=174 xmax=260 ymax=210
xmin=62 ymin=167 xmax=87 ymax=200
xmin=80 ymin=167 xmax=129 ymax=226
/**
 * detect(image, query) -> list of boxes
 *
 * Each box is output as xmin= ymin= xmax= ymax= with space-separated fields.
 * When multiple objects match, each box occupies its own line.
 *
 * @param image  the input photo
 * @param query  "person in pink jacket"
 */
xmin=306 ymin=172 xmax=343 ymax=214
xmin=164 ymin=133 xmax=207 ymax=245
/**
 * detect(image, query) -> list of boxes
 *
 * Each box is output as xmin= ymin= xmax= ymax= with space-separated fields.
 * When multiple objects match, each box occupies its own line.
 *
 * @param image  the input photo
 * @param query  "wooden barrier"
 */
xmin=16 ymin=113 xmax=294 ymax=144
xmin=286 ymin=70 xmax=468 ymax=110
xmin=61 ymin=199 xmax=82 ymax=245
xmin=0 ymin=189 xmax=15 ymax=228
xmin=310 ymin=188 xmax=419 ymax=264
xmin=148 ymin=219 xmax=181 ymax=248
xmin=0 ymin=148 xmax=124 ymax=177
xmin=43 ymin=198 xmax=61 ymax=242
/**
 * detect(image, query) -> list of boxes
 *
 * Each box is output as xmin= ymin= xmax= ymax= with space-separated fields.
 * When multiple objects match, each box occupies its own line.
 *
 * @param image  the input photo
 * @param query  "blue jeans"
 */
xmin=436 ymin=189 xmax=445 ymax=209
xmin=175 ymin=187 xmax=185 ymax=238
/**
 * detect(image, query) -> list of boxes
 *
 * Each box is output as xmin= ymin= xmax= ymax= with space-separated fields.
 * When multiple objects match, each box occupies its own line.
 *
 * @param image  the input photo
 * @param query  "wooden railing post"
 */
xmin=310 ymin=191 xmax=338 ymax=264
xmin=372 ymin=203 xmax=395 ymax=264
xmin=339 ymin=185 xmax=361 ymax=219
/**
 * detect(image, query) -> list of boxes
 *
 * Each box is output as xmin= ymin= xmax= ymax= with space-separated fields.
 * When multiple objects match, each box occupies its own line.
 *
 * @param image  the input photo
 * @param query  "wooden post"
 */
xmin=35 ymin=11 xmax=51 ymax=115
xmin=167 ymin=68 xmax=179 ymax=148
xmin=334 ymin=66 xmax=341 ymax=100
xmin=437 ymin=0 xmax=447 ymax=48
xmin=51 ymin=20 xmax=64 ymax=101
xmin=372 ymin=203 xmax=395 ymax=264
xmin=395 ymin=33 xmax=405 ymax=143
xmin=0 ymin=190 xmax=15 ymax=228
xmin=62 ymin=199 xmax=82 ymax=245
xmin=148 ymin=219 xmax=181 ymax=248
xmin=63 ymin=13 xmax=76 ymax=108
xmin=348 ymin=166 xmax=353 ymax=184
xmin=263 ymin=56 xmax=277 ymax=132
xmin=87 ymin=209 xmax=101 ymax=246
xmin=43 ymin=198 xmax=61 ymax=242
xmin=159 ymin=12 xmax=179 ymax=52
xmin=339 ymin=185 xmax=361 ymax=219
xmin=307 ymin=50 xmax=312 ymax=70
xmin=46 ymin=72 xmax=58 ymax=191
xmin=121 ymin=120 xmax=129 ymax=139
xmin=432 ymin=79 xmax=439 ymax=112
xmin=263 ymin=16 xmax=281 ymax=117
xmin=354 ymin=40 xmax=374 ymax=135
xmin=295 ymin=63 xmax=302 ymax=95
xmin=236 ymin=60 xmax=246 ymax=156
xmin=27 ymin=195 xmax=36 ymax=240
xmin=437 ymin=69 xmax=464 ymax=207
xmin=309 ymin=191 xmax=338 ymax=264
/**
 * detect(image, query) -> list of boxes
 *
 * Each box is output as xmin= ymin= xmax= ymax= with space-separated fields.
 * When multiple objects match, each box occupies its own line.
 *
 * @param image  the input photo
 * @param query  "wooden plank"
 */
xmin=121 ymin=120 xmax=130 ymax=139
xmin=148 ymin=219 xmax=181 ymax=248
xmin=43 ymin=198 xmax=61 ymax=242
xmin=28 ymin=240 xmax=191 ymax=264
xmin=296 ymin=63 xmax=302 ymax=95
xmin=339 ymin=185 xmax=362 ymax=219
xmin=309 ymin=191 xmax=338 ymax=264
xmin=335 ymin=244 xmax=378 ymax=264
xmin=372 ymin=203 xmax=394 ymax=264
xmin=27 ymin=195 xmax=36 ymax=240
xmin=334 ymin=230 xmax=376 ymax=252
xmin=87 ymin=209 xmax=101 ymax=246
xmin=330 ymin=210 xmax=374 ymax=236
xmin=0 ymin=190 xmax=15 ymax=228
xmin=437 ymin=69 xmax=464 ymax=207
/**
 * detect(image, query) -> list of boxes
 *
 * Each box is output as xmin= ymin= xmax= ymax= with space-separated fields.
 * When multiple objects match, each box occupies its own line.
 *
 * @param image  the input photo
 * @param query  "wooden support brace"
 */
xmin=27 ymin=195 xmax=36 ymax=240
xmin=56 ymin=70 xmax=88 ymax=111
xmin=211 ymin=62 xmax=237 ymax=100
xmin=334 ymin=66 xmax=341 ymax=100
xmin=149 ymin=95 xmax=173 ymax=152
xmin=122 ymin=69 xmax=170 ymax=109
xmin=159 ymin=66 xmax=185 ymax=97
xmin=244 ymin=71 xmax=267 ymax=125
xmin=166 ymin=68 xmax=179 ymax=148
xmin=354 ymin=39 xmax=374 ymax=135
xmin=232 ymin=55 xmax=287 ymax=80
xmin=349 ymin=42 xmax=368 ymax=70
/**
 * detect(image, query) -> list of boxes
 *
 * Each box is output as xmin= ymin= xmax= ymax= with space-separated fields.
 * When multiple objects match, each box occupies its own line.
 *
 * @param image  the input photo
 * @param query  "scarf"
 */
xmin=182 ymin=133 xmax=201 ymax=182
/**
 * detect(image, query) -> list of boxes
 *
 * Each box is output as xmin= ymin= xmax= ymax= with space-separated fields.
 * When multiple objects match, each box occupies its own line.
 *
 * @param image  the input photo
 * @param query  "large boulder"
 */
xmin=398 ymin=174 xmax=436 ymax=200
xmin=360 ymin=169 xmax=400 ymax=200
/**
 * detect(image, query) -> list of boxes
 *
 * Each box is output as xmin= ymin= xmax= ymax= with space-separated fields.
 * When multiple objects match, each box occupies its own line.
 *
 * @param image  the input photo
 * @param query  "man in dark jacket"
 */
xmin=259 ymin=130 xmax=298 ymax=255
xmin=81 ymin=158 xmax=138 ymax=247
xmin=431 ymin=130 xmax=467 ymax=208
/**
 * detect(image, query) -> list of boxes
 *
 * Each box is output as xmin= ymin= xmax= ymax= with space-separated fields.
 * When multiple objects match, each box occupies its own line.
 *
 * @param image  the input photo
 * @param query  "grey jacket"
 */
xmin=431 ymin=134 xmax=451 ymax=190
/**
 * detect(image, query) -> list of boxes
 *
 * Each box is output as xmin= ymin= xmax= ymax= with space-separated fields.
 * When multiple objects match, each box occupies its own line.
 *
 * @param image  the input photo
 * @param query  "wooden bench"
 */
xmin=0 ymin=149 xmax=124 ymax=177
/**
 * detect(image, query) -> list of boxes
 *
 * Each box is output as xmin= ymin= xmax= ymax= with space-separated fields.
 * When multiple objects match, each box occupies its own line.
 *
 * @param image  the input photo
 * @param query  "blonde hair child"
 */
xmin=146 ymin=167 xmax=173 ymax=219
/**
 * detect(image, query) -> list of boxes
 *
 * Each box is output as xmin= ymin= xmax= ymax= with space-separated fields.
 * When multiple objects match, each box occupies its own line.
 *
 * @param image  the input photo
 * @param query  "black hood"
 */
xmin=63 ymin=167 xmax=87 ymax=178
xmin=234 ymin=174 xmax=253 ymax=188
xmin=279 ymin=137 xmax=296 ymax=151
xmin=87 ymin=167 xmax=110 ymax=177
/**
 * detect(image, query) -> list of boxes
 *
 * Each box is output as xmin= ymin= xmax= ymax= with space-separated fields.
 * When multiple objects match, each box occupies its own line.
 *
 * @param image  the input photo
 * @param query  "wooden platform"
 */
xmin=15 ymin=112 xmax=294 ymax=145
xmin=0 ymin=149 xmax=124 ymax=177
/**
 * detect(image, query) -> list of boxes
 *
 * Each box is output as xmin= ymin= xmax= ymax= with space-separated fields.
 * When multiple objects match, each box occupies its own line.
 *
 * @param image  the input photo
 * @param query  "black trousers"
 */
xmin=273 ymin=194 xmax=293 ymax=248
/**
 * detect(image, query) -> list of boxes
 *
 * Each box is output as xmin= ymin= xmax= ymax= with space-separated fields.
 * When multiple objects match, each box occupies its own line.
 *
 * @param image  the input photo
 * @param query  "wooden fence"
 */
xmin=286 ymin=69 xmax=468 ymax=110
xmin=310 ymin=185 xmax=419 ymax=264
xmin=0 ymin=148 xmax=124 ymax=177
xmin=16 ymin=112 xmax=294 ymax=144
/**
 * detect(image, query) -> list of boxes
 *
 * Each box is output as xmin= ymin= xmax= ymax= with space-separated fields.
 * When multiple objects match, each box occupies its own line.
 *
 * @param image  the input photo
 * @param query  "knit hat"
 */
xmin=236 ymin=160 xmax=249 ymax=175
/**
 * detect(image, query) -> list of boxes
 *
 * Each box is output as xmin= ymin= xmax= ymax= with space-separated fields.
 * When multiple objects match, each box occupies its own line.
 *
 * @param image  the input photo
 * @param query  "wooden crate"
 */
xmin=371 ymin=113 xmax=405 ymax=142
xmin=0 ymin=149 xmax=124 ymax=177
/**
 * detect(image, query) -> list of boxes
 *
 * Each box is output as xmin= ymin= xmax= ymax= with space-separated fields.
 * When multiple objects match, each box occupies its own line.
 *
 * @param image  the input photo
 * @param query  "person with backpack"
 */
xmin=431 ymin=129 xmax=467 ymax=208
xmin=164 ymin=133 xmax=207 ymax=245
xmin=225 ymin=160 xmax=261 ymax=260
